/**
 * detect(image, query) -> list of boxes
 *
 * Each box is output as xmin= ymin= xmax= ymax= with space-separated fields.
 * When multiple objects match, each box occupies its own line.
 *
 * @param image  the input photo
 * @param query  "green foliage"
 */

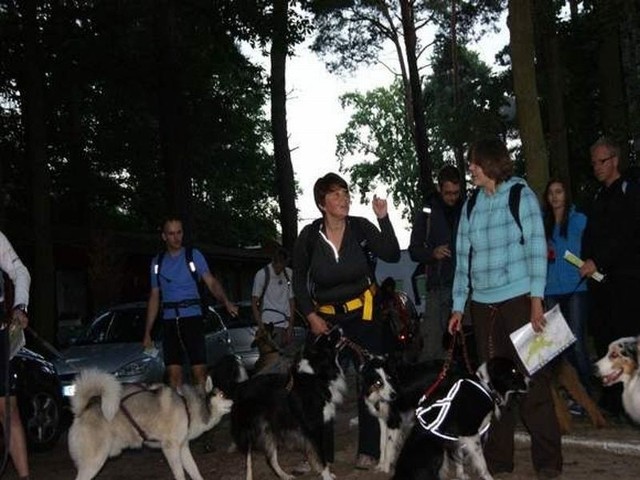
xmin=0 ymin=0 xmax=279 ymax=246
xmin=336 ymin=80 xmax=419 ymax=219
xmin=308 ymin=0 xmax=504 ymax=73
xmin=425 ymin=37 xmax=511 ymax=153
xmin=336 ymin=40 xmax=511 ymax=218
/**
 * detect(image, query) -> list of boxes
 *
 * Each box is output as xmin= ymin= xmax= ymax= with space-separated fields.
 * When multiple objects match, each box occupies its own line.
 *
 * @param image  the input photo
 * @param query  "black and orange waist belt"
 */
xmin=317 ymin=284 xmax=377 ymax=321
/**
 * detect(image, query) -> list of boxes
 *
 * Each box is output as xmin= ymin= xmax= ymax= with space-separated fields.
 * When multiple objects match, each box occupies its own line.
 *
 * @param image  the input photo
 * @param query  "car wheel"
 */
xmin=19 ymin=387 xmax=63 ymax=452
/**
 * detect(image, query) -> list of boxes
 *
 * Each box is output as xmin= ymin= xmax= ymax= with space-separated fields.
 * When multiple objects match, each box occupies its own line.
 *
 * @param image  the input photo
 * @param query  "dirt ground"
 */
xmin=5 ymin=374 xmax=640 ymax=480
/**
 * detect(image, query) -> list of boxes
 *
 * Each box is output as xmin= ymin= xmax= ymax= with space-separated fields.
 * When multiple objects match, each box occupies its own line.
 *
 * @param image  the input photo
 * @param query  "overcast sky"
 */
xmin=267 ymin=14 xmax=508 ymax=249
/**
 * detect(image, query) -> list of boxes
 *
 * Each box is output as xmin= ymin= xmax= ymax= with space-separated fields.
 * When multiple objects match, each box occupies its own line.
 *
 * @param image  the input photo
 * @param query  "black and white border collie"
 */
xmin=230 ymin=327 xmax=347 ymax=480
xmin=393 ymin=357 xmax=528 ymax=480
xmin=361 ymin=356 xmax=528 ymax=479
xmin=360 ymin=357 xmax=442 ymax=473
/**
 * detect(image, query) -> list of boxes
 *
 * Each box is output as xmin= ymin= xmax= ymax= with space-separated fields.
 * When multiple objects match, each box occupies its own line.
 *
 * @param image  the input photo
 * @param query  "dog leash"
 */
xmin=119 ymin=385 xmax=191 ymax=443
xmin=421 ymin=330 xmax=474 ymax=401
xmin=338 ymin=336 xmax=370 ymax=366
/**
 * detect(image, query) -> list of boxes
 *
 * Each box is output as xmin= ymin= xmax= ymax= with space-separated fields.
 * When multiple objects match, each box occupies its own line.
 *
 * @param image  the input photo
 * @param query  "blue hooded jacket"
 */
xmin=545 ymin=207 xmax=588 ymax=296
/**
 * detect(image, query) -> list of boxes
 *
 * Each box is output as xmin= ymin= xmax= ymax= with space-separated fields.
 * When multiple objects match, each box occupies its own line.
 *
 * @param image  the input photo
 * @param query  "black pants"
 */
xmin=320 ymin=308 xmax=384 ymax=460
xmin=589 ymin=274 xmax=640 ymax=357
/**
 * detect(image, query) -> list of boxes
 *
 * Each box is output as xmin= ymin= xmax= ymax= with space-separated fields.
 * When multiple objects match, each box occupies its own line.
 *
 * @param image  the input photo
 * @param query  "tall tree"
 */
xmin=309 ymin=0 xmax=435 ymax=200
xmin=155 ymin=0 xmax=193 ymax=237
xmin=309 ymin=0 xmax=503 ymax=200
xmin=336 ymin=81 xmax=418 ymax=219
xmin=534 ymin=0 xmax=570 ymax=186
xmin=508 ymin=0 xmax=548 ymax=194
xmin=337 ymin=45 xmax=509 ymax=219
xmin=593 ymin=0 xmax=629 ymax=164
xmin=270 ymin=0 xmax=302 ymax=251
xmin=16 ymin=0 xmax=56 ymax=339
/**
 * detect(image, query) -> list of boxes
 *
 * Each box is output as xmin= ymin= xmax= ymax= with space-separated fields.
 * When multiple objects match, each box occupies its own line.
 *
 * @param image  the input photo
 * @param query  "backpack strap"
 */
xmin=154 ymin=248 xmax=199 ymax=287
xmin=508 ymin=183 xmax=525 ymax=245
xmin=184 ymin=246 xmax=199 ymax=284
xmin=153 ymin=251 xmax=166 ymax=291
xmin=466 ymin=188 xmax=480 ymax=220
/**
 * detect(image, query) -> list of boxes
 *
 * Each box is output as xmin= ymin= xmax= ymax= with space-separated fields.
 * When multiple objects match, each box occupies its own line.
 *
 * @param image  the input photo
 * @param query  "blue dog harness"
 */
xmin=415 ymin=378 xmax=495 ymax=441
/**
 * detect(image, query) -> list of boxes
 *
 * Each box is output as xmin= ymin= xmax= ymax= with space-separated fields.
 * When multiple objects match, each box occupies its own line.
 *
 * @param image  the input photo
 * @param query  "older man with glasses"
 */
xmin=581 ymin=136 xmax=640 ymax=417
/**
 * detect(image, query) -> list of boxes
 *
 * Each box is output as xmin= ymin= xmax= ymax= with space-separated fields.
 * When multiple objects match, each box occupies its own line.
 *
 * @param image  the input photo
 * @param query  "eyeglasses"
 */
xmin=591 ymin=155 xmax=615 ymax=167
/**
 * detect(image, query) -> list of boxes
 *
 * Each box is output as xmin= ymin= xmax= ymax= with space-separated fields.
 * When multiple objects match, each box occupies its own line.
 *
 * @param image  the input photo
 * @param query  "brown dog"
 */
xmin=251 ymin=323 xmax=282 ymax=374
xmin=550 ymin=358 xmax=607 ymax=434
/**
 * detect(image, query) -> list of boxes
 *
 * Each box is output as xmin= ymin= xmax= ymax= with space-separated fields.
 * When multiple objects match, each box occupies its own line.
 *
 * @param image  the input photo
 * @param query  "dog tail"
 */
xmin=71 ymin=369 xmax=122 ymax=421
xmin=246 ymin=444 xmax=253 ymax=480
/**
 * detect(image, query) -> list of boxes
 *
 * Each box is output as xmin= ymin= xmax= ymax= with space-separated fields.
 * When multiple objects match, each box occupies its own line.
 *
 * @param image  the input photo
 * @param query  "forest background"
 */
xmin=1 ymin=0 xmax=638 ymax=341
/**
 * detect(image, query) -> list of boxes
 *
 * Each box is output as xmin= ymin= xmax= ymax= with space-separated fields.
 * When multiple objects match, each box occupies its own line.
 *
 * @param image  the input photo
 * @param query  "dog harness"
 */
xmin=119 ymin=386 xmax=191 ymax=443
xmin=415 ymin=378 xmax=494 ymax=441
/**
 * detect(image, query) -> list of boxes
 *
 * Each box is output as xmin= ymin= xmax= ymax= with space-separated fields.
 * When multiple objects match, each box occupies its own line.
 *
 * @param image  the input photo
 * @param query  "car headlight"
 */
xmin=114 ymin=356 xmax=156 ymax=379
xmin=63 ymin=384 xmax=76 ymax=397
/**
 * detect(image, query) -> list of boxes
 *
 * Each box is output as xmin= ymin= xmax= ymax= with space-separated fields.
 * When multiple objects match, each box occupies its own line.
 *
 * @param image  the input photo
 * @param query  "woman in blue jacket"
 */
xmin=448 ymin=139 xmax=561 ymax=478
xmin=543 ymin=178 xmax=592 ymax=394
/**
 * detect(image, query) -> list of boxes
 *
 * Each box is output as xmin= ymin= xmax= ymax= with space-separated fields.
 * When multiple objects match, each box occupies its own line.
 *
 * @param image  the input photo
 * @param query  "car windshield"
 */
xmin=77 ymin=307 xmax=148 ymax=345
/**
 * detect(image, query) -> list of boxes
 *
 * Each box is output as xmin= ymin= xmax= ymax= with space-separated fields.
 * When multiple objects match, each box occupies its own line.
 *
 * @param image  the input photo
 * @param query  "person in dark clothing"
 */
xmin=292 ymin=172 xmax=400 ymax=470
xmin=580 ymin=136 xmax=640 ymax=416
xmin=409 ymin=165 xmax=464 ymax=361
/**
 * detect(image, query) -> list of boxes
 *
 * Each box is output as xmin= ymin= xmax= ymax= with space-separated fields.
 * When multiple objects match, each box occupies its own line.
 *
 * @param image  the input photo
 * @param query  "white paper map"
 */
xmin=509 ymin=304 xmax=576 ymax=375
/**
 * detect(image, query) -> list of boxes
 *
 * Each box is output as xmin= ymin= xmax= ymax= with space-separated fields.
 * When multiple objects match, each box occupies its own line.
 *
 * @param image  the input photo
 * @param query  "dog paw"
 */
xmin=215 ymin=396 xmax=233 ymax=414
xmin=320 ymin=470 xmax=335 ymax=480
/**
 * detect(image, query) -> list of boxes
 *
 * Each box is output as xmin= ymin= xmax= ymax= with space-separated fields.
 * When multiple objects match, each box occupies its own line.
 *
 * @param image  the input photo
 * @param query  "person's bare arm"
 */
xmin=251 ymin=295 xmax=263 ymax=326
xmin=143 ymin=287 xmax=160 ymax=348
xmin=202 ymin=271 xmax=238 ymax=316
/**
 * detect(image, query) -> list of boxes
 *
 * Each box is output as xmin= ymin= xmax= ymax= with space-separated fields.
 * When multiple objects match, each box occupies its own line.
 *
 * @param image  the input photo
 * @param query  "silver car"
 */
xmin=215 ymin=301 xmax=308 ymax=371
xmin=57 ymin=301 xmax=235 ymax=397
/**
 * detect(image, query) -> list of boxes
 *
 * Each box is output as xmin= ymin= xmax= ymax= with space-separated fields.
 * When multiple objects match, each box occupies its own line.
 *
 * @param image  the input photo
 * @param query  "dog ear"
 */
xmin=204 ymin=375 xmax=213 ymax=394
xmin=621 ymin=338 xmax=638 ymax=359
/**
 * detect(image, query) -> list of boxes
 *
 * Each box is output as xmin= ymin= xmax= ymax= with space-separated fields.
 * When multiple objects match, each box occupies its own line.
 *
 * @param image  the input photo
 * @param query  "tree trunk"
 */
xmin=18 ymin=0 xmax=56 ymax=341
xmin=535 ymin=0 xmax=570 ymax=187
xmin=451 ymin=0 xmax=466 ymax=185
xmin=271 ymin=0 xmax=298 ymax=251
xmin=508 ymin=0 xmax=548 ymax=195
xmin=155 ymin=0 xmax=192 ymax=239
xmin=399 ymin=0 xmax=434 ymax=201
xmin=594 ymin=0 xmax=629 ymax=166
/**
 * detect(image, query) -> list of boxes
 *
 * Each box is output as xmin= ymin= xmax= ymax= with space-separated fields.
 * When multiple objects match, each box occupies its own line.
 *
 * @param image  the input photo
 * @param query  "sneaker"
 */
xmin=354 ymin=454 xmax=377 ymax=470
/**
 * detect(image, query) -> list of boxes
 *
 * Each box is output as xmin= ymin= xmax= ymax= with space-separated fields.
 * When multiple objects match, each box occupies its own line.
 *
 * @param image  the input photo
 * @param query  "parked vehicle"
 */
xmin=9 ymin=346 xmax=65 ymax=452
xmin=214 ymin=301 xmax=308 ymax=371
xmin=55 ymin=301 xmax=236 ymax=397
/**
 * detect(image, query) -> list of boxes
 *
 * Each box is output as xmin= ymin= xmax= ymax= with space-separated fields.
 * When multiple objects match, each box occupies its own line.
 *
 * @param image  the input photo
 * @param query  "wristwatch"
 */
xmin=13 ymin=304 xmax=28 ymax=314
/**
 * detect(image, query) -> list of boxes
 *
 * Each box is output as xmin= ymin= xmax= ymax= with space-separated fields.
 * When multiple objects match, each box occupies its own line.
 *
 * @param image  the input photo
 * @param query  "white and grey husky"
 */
xmin=68 ymin=369 xmax=233 ymax=480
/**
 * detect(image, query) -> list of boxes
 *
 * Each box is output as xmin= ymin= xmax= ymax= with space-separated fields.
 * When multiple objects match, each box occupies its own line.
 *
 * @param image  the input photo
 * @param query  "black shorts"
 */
xmin=0 ymin=328 xmax=17 ymax=396
xmin=162 ymin=316 xmax=207 ymax=367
